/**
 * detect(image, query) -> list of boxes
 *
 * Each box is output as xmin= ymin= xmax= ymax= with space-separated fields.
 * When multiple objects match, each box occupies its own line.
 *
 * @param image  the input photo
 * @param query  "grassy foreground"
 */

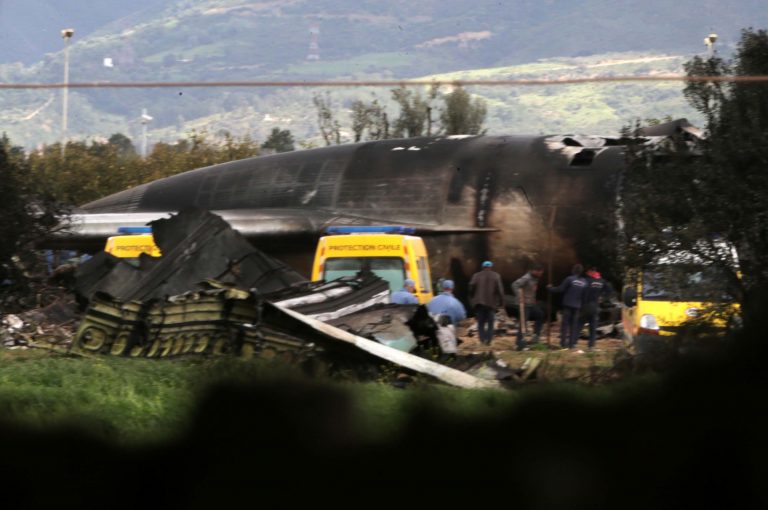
xmin=2 ymin=344 xmax=766 ymax=507
xmin=0 ymin=349 xmax=530 ymax=444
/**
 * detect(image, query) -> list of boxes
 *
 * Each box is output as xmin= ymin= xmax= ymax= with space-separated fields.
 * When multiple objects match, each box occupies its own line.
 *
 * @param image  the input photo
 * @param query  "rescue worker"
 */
xmin=427 ymin=279 xmax=467 ymax=326
xmin=512 ymin=263 xmax=545 ymax=351
xmin=391 ymin=278 xmax=419 ymax=305
xmin=469 ymin=260 xmax=505 ymax=345
xmin=548 ymin=264 xmax=588 ymax=349
xmin=581 ymin=267 xmax=613 ymax=351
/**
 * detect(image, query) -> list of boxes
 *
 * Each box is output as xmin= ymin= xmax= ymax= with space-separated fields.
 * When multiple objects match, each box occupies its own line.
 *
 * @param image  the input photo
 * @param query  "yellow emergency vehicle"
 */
xmin=104 ymin=227 xmax=161 ymax=265
xmin=311 ymin=226 xmax=434 ymax=304
xmin=621 ymin=261 xmax=739 ymax=348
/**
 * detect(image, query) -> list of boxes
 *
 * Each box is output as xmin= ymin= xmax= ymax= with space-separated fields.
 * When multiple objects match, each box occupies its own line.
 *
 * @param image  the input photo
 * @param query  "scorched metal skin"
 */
xmin=61 ymin=134 xmax=626 ymax=292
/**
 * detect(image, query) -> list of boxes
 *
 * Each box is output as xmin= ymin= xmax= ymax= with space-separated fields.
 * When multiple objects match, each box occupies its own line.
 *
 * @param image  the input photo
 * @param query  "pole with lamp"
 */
xmin=140 ymin=109 xmax=153 ymax=158
xmin=61 ymin=28 xmax=75 ymax=157
xmin=704 ymin=32 xmax=718 ymax=58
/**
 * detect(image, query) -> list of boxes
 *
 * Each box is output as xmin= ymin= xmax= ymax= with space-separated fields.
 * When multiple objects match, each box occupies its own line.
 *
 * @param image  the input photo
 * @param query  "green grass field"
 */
xmin=0 ymin=349 xmax=531 ymax=444
xmin=0 ymin=346 xmax=661 ymax=448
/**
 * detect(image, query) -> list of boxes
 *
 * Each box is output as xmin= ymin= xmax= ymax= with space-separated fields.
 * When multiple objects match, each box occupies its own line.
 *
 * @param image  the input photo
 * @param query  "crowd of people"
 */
xmin=392 ymin=260 xmax=614 ymax=353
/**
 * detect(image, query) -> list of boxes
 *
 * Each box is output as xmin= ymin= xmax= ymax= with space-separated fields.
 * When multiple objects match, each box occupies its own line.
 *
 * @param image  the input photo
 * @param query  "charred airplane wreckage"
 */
xmin=53 ymin=120 xmax=702 ymax=290
xmin=70 ymin=209 xmax=507 ymax=389
xmin=31 ymin=121 xmax=701 ymax=386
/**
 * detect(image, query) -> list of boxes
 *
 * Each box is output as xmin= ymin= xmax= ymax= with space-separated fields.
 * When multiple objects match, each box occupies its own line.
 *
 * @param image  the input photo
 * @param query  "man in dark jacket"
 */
xmin=581 ymin=267 xmax=613 ymax=350
xmin=469 ymin=260 xmax=505 ymax=345
xmin=548 ymin=264 xmax=587 ymax=349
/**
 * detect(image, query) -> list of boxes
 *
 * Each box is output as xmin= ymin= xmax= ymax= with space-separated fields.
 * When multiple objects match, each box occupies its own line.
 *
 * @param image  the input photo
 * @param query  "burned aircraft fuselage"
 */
xmin=72 ymin=134 xmax=625 ymax=291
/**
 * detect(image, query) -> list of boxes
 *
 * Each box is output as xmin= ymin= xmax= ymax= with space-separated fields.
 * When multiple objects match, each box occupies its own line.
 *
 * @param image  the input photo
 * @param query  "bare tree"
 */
xmin=390 ymin=84 xmax=439 ymax=138
xmin=313 ymin=92 xmax=342 ymax=146
xmin=350 ymin=98 xmax=389 ymax=142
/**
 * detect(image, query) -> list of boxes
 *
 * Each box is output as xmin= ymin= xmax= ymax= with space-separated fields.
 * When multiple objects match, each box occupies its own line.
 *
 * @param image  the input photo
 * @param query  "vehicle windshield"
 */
xmin=641 ymin=264 xmax=735 ymax=302
xmin=324 ymin=257 xmax=405 ymax=291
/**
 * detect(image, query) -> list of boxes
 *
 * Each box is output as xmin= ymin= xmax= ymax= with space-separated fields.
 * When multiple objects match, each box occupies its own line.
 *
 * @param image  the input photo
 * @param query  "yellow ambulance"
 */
xmin=104 ymin=227 xmax=161 ymax=265
xmin=311 ymin=226 xmax=434 ymax=304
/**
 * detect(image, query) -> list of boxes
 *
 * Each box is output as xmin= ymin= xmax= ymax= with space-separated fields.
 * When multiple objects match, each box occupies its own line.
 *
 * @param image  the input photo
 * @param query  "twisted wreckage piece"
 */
xmin=71 ymin=209 xmax=500 ymax=389
xmin=73 ymin=283 xmax=499 ymax=389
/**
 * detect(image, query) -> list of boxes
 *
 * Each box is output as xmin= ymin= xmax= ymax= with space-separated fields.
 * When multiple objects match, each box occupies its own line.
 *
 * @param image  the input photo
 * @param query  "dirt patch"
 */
xmin=457 ymin=318 xmax=628 ymax=384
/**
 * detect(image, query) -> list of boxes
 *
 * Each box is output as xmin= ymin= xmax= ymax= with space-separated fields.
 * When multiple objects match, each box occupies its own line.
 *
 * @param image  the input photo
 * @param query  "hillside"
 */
xmin=3 ymin=0 xmax=768 ymax=69
xmin=5 ymin=0 xmax=764 ymax=147
xmin=0 ymin=50 xmax=702 ymax=149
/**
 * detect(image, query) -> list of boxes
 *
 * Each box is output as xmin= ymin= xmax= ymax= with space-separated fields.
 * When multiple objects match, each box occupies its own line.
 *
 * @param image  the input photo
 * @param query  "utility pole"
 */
xmin=140 ymin=109 xmax=153 ymax=158
xmin=307 ymin=22 xmax=320 ymax=60
xmin=704 ymin=32 xmax=718 ymax=58
xmin=61 ymin=28 xmax=74 ymax=157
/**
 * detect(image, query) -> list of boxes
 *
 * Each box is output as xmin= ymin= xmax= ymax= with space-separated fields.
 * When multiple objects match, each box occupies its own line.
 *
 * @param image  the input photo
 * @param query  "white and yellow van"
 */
xmin=104 ymin=227 xmax=161 ymax=265
xmin=311 ymin=226 xmax=434 ymax=304
xmin=622 ymin=262 xmax=739 ymax=348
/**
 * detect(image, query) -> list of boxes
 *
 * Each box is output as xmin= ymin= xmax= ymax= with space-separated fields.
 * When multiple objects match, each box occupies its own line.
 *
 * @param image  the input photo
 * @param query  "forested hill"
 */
xmin=1 ymin=0 xmax=765 ymax=148
xmin=2 ymin=0 xmax=767 ymax=72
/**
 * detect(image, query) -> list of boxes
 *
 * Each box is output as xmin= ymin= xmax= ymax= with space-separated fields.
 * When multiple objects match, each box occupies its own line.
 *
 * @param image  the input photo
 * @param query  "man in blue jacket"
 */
xmin=427 ymin=279 xmax=467 ymax=326
xmin=391 ymin=278 xmax=419 ymax=305
xmin=548 ymin=264 xmax=587 ymax=349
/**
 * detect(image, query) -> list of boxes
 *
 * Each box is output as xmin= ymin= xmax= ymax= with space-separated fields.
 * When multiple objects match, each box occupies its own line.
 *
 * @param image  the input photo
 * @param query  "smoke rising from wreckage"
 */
xmin=54 ymin=125 xmax=692 ymax=291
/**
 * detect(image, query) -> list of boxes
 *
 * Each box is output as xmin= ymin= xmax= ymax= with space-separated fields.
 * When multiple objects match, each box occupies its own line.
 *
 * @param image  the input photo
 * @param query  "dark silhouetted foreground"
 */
xmin=2 ymin=311 xmax=767 ymax=508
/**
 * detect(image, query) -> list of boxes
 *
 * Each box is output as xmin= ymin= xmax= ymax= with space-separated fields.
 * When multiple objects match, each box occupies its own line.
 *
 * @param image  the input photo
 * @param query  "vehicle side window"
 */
xmin=417 ymin=256 xmax=431 ymax=294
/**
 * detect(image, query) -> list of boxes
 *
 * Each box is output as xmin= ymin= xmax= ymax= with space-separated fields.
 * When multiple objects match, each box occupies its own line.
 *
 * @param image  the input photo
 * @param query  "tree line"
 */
xmin=313 ymin=84 xmax=488 ymax=145
xmin=2 ymin=84 xmax=487 ymax=210
xmin=0 ymin=130 xmax=282 ymax=291
xmin=0 ymin=83 xmax=486 ymax=290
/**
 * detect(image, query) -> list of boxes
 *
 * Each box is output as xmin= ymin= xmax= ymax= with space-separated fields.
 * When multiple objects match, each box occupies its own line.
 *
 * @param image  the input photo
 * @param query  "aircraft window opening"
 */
xmin=603 ymin=137 xmax=635 ymax=146
xmin=570 ymin=149 xmax=596 ymax=166
xmin=562 ymin=137 xmax=583 ymax=147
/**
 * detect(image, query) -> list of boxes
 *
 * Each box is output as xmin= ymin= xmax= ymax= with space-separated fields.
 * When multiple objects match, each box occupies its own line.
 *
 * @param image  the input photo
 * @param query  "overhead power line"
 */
xmin=3 ymin=75 xmax=768 ymax=90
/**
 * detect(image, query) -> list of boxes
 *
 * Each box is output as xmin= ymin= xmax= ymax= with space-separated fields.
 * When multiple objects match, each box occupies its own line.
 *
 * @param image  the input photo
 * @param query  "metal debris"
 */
xmin=69 ymin=282 xmax=498 ymax=389
xmin=74 ymin=208 xmax=307 ymax=302
xmin=2 ymin=295 xmax=78 ymax=348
